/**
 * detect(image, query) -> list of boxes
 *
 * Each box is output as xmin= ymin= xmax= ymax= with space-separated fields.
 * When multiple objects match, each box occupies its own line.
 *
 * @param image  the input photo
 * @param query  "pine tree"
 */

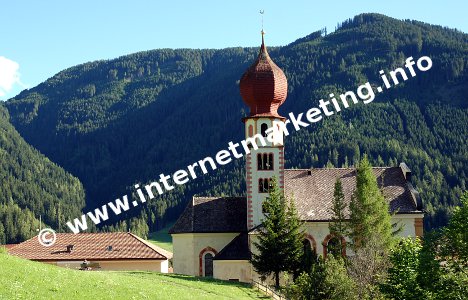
xmin=348 ymin=155 xmax=393 ymax=250
xmin=251 ymin=177 xmax=304 ymax=289
xmin=329 ymin=177 xmax=348 ymax=256
xmin=286 ymin=195 xmax=306 ymax=278
xmin=0 ymin=222 xmax=5 ymax=245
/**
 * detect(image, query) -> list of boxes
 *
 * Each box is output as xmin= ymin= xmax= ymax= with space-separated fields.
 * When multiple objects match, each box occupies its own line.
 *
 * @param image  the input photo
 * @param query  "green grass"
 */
xmin=147 ymin=222 xmax=174 ymax=252
xmin=0 ymin=253 xmax=268 ymax=300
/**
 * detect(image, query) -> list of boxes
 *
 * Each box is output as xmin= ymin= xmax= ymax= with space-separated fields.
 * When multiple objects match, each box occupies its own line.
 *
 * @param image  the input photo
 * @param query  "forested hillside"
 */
xmin=0 ymin=105 xmax=85 ymax=243
xmin=4 ymin=13 xmax=467 ymax=236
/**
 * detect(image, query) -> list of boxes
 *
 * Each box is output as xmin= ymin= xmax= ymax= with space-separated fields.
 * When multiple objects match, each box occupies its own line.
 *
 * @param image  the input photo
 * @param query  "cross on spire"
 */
xmin=260 ymin=10 xmax=265 ymax=45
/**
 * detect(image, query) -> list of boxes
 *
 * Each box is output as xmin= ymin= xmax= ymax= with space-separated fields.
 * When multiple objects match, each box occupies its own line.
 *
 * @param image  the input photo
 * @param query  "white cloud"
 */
xmin=0 ymin=56 xmax=26 ymax=97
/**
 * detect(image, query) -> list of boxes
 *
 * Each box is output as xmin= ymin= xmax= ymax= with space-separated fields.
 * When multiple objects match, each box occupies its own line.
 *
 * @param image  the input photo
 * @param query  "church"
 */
xmin=169 ymin=33 xmax=424 ymax=283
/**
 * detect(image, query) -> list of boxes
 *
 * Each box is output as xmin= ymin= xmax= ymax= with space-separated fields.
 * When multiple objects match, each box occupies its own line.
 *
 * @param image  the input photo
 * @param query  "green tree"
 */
xmin=381 ymin=237 xmax=430 ymax=300
xmin=251 ymin=177 xmax=304 ymax=289
xmin=0 ymin=222 xmax=5 ymax=244
xmin=423 ymin=192 xmax=468 ymax=299
xmin=346 ymin=156 xmax=394 ymax=299
xmin=348 ymin=155 xmax=393 ymax=250
xmin=287 ymin=254 xmax=358 ymax=300
xmin=439 ymin=191 xmax=468 ymax=272
xmin=286 ymin=195 xmax=307 ymax=279
xmin=285 ymin=252 xmax=330 ymax=300
xmin=300 ymin=241 xmax=315 ymax=274
xmin=329 ymin=178 xmax=348 ymax=256
xmin=325 ymin=256 xmax=358 ymax=300
xmin=346 ymin=235 xmax=390 ymax=300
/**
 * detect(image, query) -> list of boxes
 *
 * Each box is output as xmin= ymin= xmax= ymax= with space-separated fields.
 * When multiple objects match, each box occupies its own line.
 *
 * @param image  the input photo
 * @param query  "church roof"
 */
xmin=284 ymin=165 xmax=423 ymax=221
xmin=168 ymin=197 xmax=246 ymax=234
xmin=169 ymin=165 xmax=422 ymax=234
xmin=213 ymin=233 xmax=251 ymax=261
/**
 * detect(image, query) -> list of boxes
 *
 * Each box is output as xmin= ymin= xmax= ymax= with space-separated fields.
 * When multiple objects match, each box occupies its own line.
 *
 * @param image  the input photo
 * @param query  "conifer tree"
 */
xmin=329 ymin=177 xmax=348 ymax=255
xmin=286 ymin=195 xmax=307 ymax=279
xmin=348 ymin=155 xmax=393 ymax=250
xmin=251 ymin=177 xmax=304 ymax=289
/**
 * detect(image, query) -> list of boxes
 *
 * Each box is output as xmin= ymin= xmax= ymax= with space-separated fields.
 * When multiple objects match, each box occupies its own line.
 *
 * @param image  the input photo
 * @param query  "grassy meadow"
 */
xmin=0 ymin=250 xmax=267 ymax=300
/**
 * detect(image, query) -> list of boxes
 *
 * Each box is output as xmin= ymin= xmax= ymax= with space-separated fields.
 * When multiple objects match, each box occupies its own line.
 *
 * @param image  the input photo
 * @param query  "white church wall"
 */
xmin=172 ymin=233 xmax=239 ymax=276
xmin=392 ymin=213 xmax=424 ymax=237
xmin=172 ymin=233 xmax=195 ymax=276
xmin=213 ymin=260 xmax=252 ymax=283
xmin=303 ymin=222 xmax=333 ymax=256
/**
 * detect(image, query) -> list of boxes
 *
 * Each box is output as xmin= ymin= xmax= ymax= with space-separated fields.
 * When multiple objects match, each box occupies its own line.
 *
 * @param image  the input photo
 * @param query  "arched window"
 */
xmin=203 ymin=253 xmax=214 ymax=277
xmin=258 ymin=153 xmax=274 ymax=170
xmin=199 ymin=247 xmax=217 ymax=276
xmin=259 ymin=178 xmax=265 ymax=193
xmin=303 ymin=239 xmax=312 ymax=253
xmin=258 ymin=178 xmax=271 ymax=193
xmin=260 ymin=123 xmax=268 ymax=138
xmin=327 ymin=237 xmax=341 ymax=257
xmin=248 ymin=125 xmax=253 ymax=137
xmin=322 ymin=234 xmax=346 ymax=258
xmin=304 ymin=234 xmax=317 ymax=254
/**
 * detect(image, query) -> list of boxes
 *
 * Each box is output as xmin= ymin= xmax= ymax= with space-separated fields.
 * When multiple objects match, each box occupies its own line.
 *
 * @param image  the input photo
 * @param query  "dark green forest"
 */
xmin=1 ymin=14 xmax=467 ymax=243
xmin=0 ymin=105 xmax=85 ymax=243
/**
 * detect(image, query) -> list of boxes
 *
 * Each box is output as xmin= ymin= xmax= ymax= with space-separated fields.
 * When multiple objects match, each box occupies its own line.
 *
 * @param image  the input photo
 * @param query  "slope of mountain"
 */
xmin=5 ymin=13 xmax=468 ymax=232
xmin=0 ymin=105 xmax=86 ymax=243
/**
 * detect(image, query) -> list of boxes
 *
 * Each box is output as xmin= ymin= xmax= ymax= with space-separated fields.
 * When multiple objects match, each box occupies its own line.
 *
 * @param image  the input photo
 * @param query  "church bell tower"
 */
xmin=239 ymin=31 xmax=288 ymax=230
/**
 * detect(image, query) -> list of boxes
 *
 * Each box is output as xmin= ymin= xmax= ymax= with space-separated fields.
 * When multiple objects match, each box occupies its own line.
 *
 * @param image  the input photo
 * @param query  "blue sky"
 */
xmin=1 ymin=0 xmax=466 ymax=100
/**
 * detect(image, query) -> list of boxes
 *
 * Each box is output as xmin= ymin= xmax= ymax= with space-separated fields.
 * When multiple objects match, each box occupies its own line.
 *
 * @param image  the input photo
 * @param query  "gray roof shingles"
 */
xmin=213 ymin=233 xmax=251 ymax=261
xmin=169 ymin=197 xmax=246 ymax=234
xmin=169 ymin=166 xmax=422 ymax=234
xmin=284 ymin=166 xmax=422 ymax=221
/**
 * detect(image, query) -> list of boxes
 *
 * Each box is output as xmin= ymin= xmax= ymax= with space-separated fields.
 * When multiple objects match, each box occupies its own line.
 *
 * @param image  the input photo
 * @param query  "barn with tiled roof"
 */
xmin=9 ymin=232 xmax=172 ymax=273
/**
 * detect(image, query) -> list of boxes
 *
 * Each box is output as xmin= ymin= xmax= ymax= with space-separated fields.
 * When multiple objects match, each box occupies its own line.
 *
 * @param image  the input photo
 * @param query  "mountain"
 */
xmin=4 ymin=13 xmax=468 ymax=233
xmin=0 ymin=105 xmax=85 ymax=243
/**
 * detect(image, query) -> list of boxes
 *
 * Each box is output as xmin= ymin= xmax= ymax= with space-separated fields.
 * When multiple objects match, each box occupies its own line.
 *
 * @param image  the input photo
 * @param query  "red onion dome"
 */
xmin=240 ymin=33 xmax=288 ymax=117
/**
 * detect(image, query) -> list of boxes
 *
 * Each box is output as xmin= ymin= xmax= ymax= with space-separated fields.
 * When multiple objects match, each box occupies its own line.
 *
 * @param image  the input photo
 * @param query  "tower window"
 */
xmin=248 ymin=125 xmax=253 ymax=137
xmin=258 ymin=178 xmax=272 ymax=193
xmin=260 ymin=123 xmax=268 ymax=138
xmin=258 ymin=153 xmax=274 ymax=170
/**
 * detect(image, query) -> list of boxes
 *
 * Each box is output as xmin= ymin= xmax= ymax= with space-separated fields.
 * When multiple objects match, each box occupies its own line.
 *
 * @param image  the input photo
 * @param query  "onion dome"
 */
xmin=240 ymin=32 xmax=288 ymax=117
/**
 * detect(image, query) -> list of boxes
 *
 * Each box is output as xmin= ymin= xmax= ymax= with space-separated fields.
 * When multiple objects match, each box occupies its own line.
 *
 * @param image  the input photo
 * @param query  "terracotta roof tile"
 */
xmin=8 ymin=232 xmax=171 ymax=261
